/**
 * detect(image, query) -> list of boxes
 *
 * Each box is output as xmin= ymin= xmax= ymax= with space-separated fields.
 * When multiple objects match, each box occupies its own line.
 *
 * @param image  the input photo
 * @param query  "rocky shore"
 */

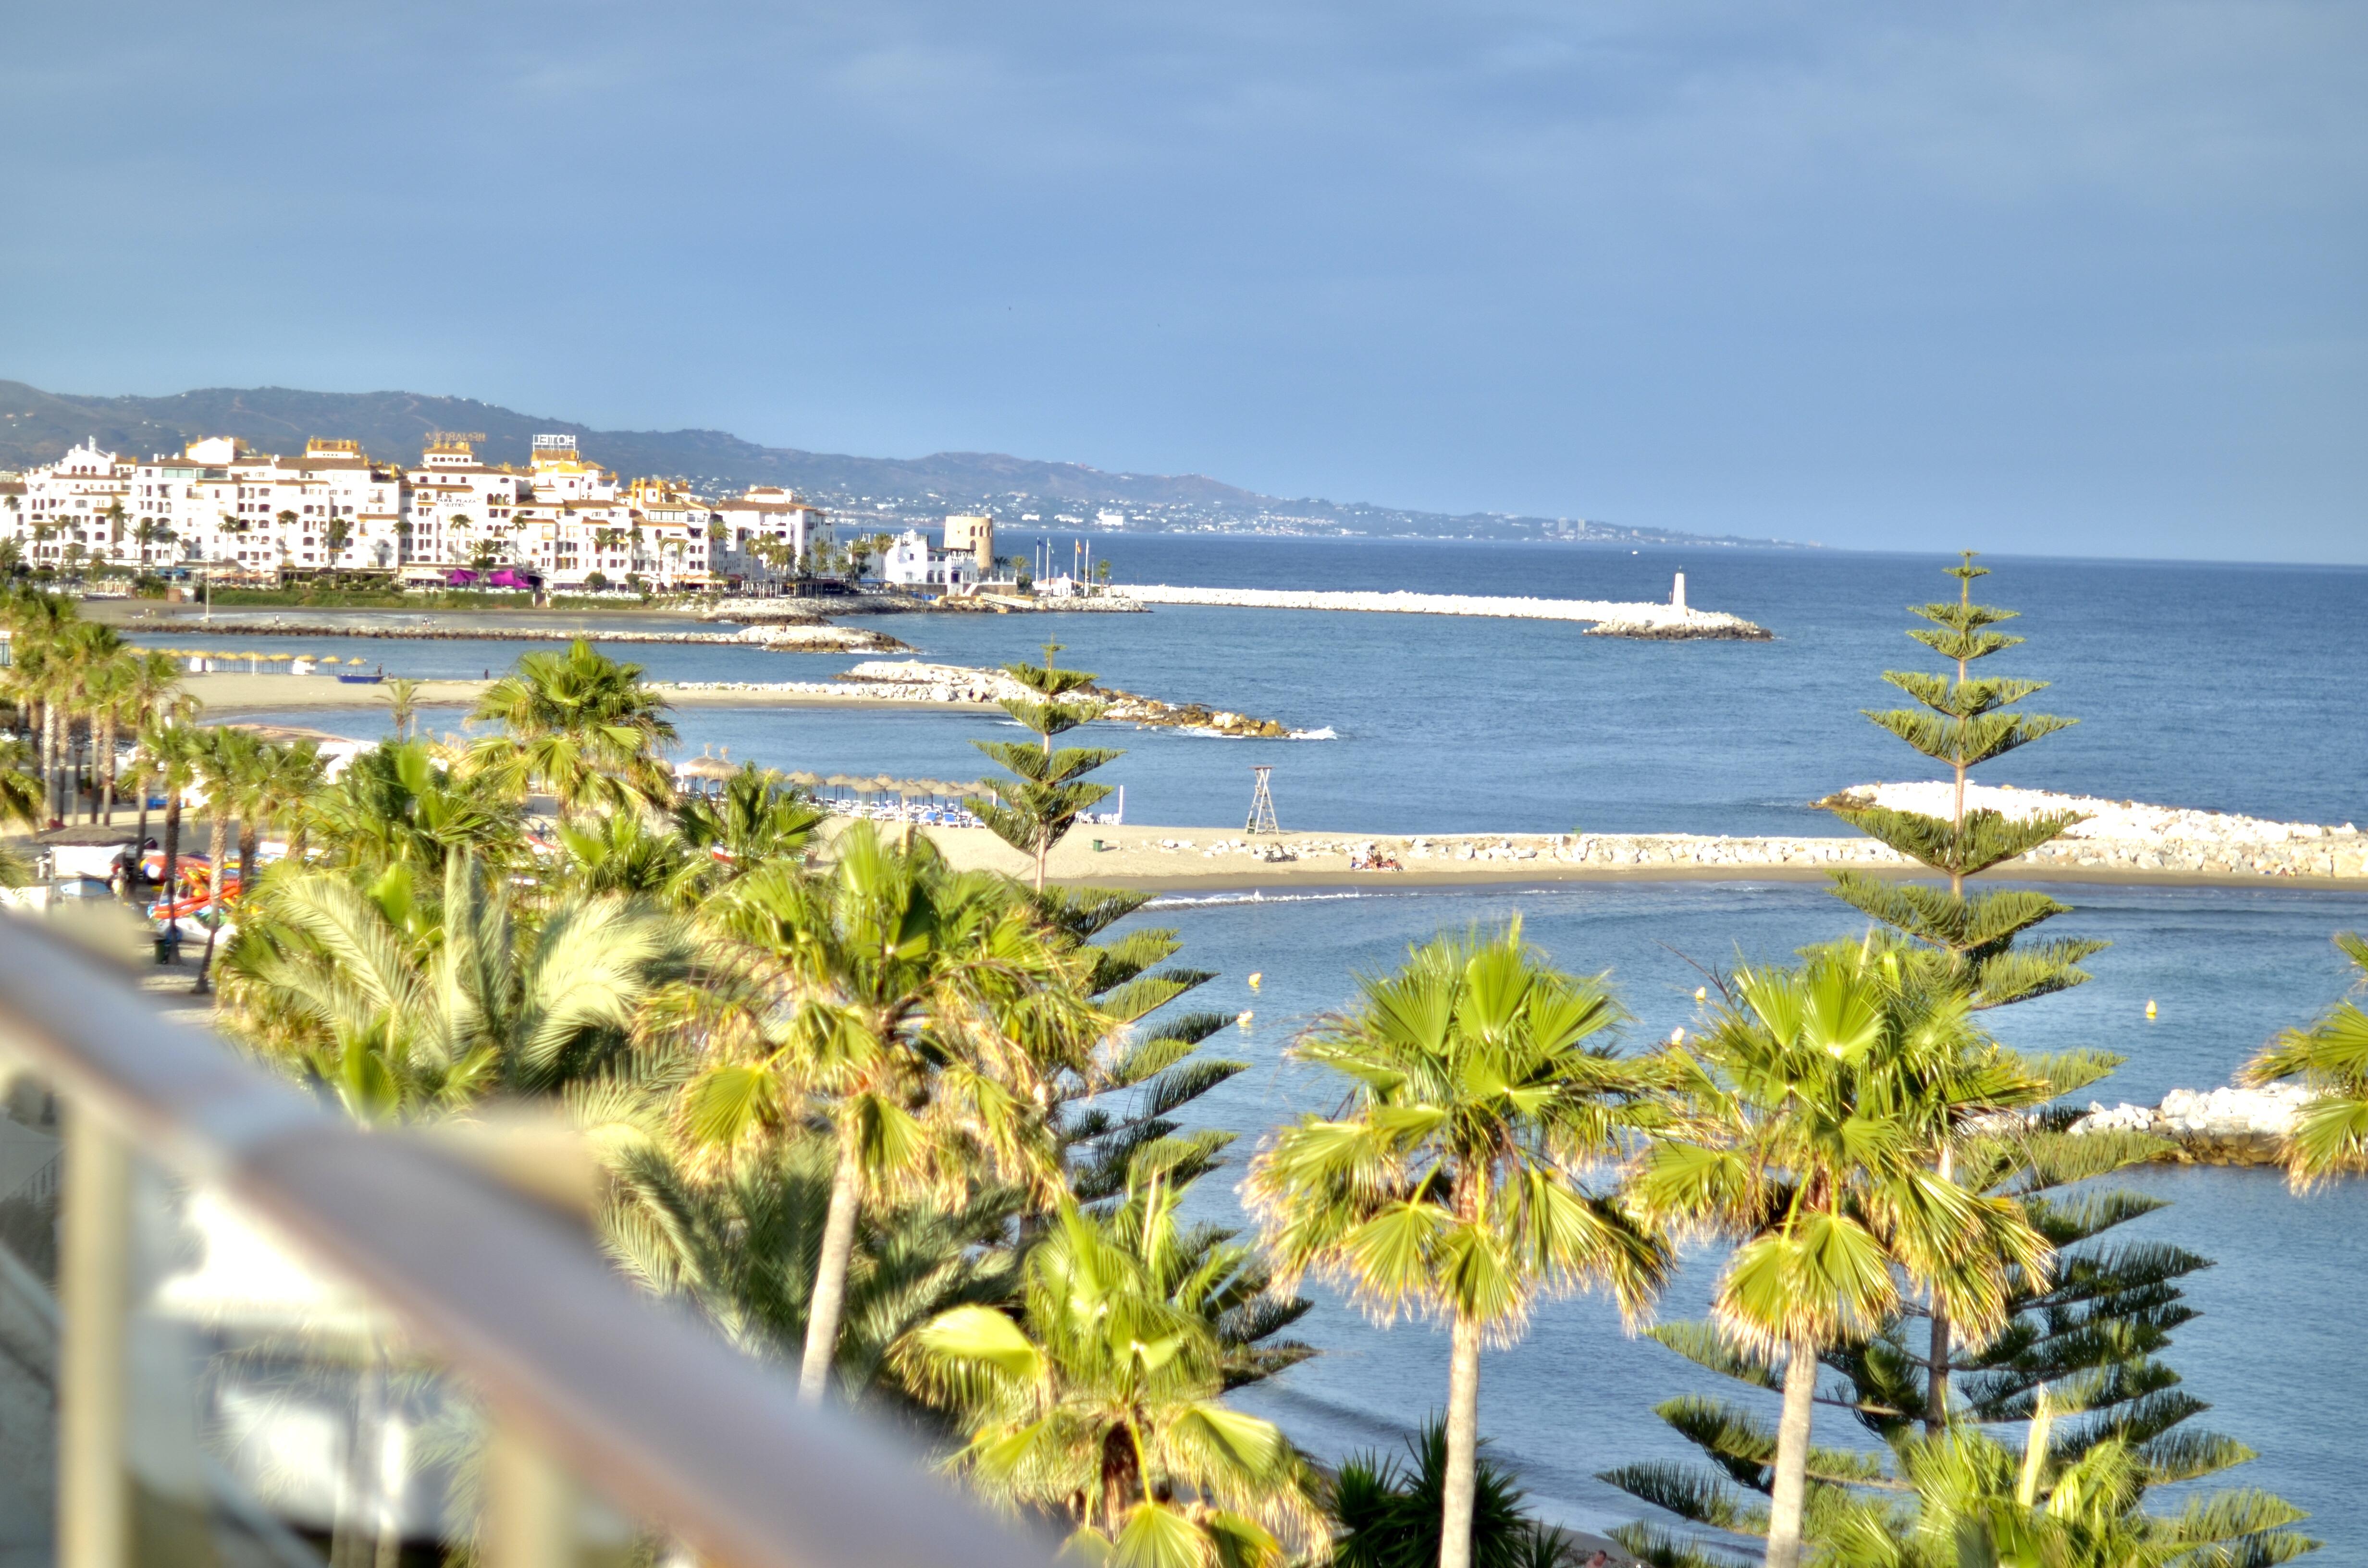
xmin=1115 ymin=584 xmax=1771 ymax=639
xmin=828 ymin=660 xmax=1324 ymax=738
xmin=1824 ymin=781 xmax=2368 ymax=877
xmin=2071 ymin=1084 xmax=2314 ymax=1167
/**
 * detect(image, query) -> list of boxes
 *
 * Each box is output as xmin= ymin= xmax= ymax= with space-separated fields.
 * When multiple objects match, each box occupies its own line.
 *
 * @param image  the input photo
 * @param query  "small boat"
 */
xmin=337 ymin=672 xmax=385 ymax=684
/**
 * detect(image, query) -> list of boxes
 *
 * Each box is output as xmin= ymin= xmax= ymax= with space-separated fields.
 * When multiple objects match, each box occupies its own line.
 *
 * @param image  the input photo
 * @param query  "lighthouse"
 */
xmin=1671 ymin=571 xmax=1687 ymax=612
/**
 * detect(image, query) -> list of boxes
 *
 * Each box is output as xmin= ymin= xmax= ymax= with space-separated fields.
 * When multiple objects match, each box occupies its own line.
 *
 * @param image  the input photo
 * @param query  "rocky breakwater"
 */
xmin=2071 ymin=1084 xmax=2314 ymax=1167
xmin=798 ymin=660 xmax=1323 ymax=737
xmin=1824 ymin=781 xmax=2368 ymax=880
xmin=1116 ymin=584 xmax=1771 ymax=640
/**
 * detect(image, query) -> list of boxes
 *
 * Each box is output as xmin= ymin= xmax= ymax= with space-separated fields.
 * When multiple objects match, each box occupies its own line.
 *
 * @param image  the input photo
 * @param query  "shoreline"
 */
xmin=897 ymin=824 xmax=2368 ymax=891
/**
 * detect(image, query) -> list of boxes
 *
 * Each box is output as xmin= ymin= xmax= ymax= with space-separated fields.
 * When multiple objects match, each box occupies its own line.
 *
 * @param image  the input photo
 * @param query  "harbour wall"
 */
xmin=1113 ymin=584 xmax=1769 ymax=636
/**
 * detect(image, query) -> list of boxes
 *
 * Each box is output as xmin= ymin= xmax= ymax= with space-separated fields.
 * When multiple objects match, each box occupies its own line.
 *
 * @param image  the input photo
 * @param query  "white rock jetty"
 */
xmin=2071 ymin=1083 xmax=2313 ymax=1165
xmin=1114 ymin=583 xmax=1769 ymax=639
xmin=1825 ymin=781 xmax=2368 ymax=878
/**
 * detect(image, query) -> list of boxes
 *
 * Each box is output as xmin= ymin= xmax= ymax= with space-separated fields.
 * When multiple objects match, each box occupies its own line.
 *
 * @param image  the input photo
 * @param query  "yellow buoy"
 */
xmin=2146 ymin=999 xmax=2158 ymax=1019
xmin=1236 ymin=1010 xmax=1255 ymax=1028
xmin=1247 ymin=972 xmax=1263 ymax=991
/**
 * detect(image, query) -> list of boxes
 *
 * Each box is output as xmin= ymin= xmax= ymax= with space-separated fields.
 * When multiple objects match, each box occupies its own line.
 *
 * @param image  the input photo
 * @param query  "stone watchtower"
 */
xmin=944 ymin=514 xmax=996 ymax=574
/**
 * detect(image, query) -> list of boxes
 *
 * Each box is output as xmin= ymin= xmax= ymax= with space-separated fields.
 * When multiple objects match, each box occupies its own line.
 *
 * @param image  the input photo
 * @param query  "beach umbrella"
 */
xmin=785 ymin=770 xmax=822 ymax=787
xmin=679 ymin=755 xmax=737 ymax=781
xmin=824 ymin=773 xmax=862 ymax=794
xmin=871 ymin=773 xmax=901 ymax=795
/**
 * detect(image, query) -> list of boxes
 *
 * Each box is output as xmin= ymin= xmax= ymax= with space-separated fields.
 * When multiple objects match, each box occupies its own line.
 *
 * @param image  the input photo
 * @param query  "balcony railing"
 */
xmin=0 ymin=913 xmax=1047 ymax=1568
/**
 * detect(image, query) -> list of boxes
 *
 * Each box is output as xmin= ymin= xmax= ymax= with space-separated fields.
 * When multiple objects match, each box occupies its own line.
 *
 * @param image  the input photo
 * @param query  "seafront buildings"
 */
xmin=0 ymin=431 xmax=836 ymax=590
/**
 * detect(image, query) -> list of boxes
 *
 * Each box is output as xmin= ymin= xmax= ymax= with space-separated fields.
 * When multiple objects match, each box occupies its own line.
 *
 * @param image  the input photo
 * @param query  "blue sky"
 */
xmin=3 ymin=1 xmax=2361 ymax=561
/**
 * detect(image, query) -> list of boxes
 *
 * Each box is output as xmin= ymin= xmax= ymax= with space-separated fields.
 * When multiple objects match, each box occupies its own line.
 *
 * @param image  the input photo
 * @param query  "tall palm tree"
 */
xmin=673 ymin=762 xmax=823 ymax=882
xmin=301 ymin=738 xmax=522 ymax=882
xmin=189 ymin=725 xmax=261 ymax=993
xmin=465 ymin=639 xmax=678 ymax=819
xmin=1246 ymin=924 xmax=1671 ymax=1568
xmin=120 ymin=649 xmax=195 ymax=848
xmin=668 ymin=824 xmax=1101 ymax=1406
xmin=222 ymin=849 xmax=676 ymax=1120
xmin=892 ymin=1178 xmax=1325 ymax=1567
xmin=57 ymin=620 xmax=128 ymax=824
xmin=2 ymin=591 xmax=79 ymax=824
xmin=139 ymin=720 xmax=205 ymax=931
xmin=1629 ymin=950 xmax=2053 ymax=1568
xmin=2243 ymin=932 xmax=2368 ymax=1189
xmin=382 ymin=677 xmax=422 ymax=741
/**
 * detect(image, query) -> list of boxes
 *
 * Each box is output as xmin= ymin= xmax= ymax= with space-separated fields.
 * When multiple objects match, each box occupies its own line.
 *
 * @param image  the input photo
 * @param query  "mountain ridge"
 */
xmin=0 ymin=379 xmax=1792 ymax=546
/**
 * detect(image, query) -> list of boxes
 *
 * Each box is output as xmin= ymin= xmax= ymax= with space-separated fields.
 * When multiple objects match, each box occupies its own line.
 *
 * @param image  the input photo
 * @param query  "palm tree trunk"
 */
xmin=40 ymin=701 xmax=58 ymax=826
xmin=195 ymin=808 xmax=228 ymax=993
xmin=238 ymin=817 xmax=257 ymax=895
xmin=161 ymin=792 xmax=181 ymax=934
xmin=1926 ymin=1139 xmax=1955 ymax=1432
xmin=1765 ymin=1337 xmax=1818 ymax=1568
xmin=1438 ymin=1308 xmax=1484 ymax=1568
xmin=798 ymin=1135 xmax=865 ymax=1406
xmin=98 ymin=710 xmax=116 ymax=826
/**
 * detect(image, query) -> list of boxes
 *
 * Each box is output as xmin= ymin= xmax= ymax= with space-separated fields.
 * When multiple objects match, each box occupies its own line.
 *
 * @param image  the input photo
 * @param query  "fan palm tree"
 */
xmin=465 ymin=639 xmax=678 ymax=820
xmin=674 ymin=762 xmax=823 ymax=882
xmin=667 ymin=823 xmax=1103 ymax=1405
xmin=1628 ymin=949 xmax=2054 ymax=1568
xmin=892 ymin=1177 xmax=1325 ymax=1567
xmin=139 ymin=719 xmax=205 ymax=930
xmin=189 ymin=725 xmax=261 ymax=993
xmin=1816 ymin=1394 xmax=2315 ymax=1568
xmin=1246 ymin=923 xmax=1671 ymax=1568
xmin=301 ymin=738 xmax=522 ymax=882
xmin=383 ymin=677 xmax=422 ymax=741
xmin=603 ymin=1128 xmax=1023 ymax=1415
xmin=2243 ymin=932 xmax=2368 ymax=1189
xmin=120 ymin=649 xmax=194 ymax=847
xmin=222 ymin=849 xmax=677 ymax=1120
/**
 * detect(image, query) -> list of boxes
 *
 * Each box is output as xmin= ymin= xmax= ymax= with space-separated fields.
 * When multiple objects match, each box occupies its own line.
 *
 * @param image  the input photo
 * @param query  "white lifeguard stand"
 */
xmin=1245 ymin=766 xmax=1281 ymax=835
xmin=1671 ymin=572 xmax=1687 ymax=612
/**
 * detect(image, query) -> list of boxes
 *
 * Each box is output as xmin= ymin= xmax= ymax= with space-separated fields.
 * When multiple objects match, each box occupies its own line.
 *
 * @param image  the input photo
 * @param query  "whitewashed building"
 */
xmin=881 ymin=527 xmax=980 ymax=591
xmin=1 ymin=430 xmax=804 ymax=592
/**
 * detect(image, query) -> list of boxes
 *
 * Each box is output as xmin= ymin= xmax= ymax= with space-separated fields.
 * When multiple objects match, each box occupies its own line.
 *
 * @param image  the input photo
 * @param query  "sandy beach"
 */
xmin=899 ymin=822 xmax=2368 ymax=891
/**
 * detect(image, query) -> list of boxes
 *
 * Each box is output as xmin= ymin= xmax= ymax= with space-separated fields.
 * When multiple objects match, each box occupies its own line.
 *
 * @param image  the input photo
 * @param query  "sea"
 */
xmin=147 ymin=539 xmax=2368 ymax=1554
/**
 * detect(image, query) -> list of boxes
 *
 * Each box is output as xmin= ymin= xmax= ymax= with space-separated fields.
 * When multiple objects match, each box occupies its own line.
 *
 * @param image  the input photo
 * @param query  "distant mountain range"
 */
xmin=0 ymin=379 xmax=1793 ymax=547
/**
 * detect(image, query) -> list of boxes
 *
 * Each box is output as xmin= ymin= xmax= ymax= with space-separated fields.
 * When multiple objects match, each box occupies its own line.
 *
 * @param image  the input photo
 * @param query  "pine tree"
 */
xmin=972 ymin=642 xmax=1124 ymax=891
xmin=1820 ymin=551 xmax=2113 ymax=1421
xmin=1822 ymin=551 xmax=2105 ymax=1011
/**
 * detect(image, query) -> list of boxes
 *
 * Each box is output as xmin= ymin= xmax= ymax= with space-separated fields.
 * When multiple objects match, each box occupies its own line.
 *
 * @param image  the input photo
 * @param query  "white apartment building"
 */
xmin=713 ymin=486 xmax=830 ymax=580
xmin=2 ymin=433 xmax=820 ymax=592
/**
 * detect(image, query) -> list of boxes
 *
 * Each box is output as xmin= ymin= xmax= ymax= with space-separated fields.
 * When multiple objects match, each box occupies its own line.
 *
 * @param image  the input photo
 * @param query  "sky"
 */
xmin=2 ymin=0 xmax=2361 ymax=562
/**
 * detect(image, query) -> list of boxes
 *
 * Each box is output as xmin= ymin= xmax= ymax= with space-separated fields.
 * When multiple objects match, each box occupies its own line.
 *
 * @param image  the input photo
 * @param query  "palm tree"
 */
xmin=301 ymin=739 xmax=522 ymax=882
xmin=892 ymin=1179 xmax=1325 ymax=1566
xmin=189 ymin=725 xmax=261 ymax=993
xmin=669 ymin=824 xmax=1100 ymax=1406
xmin=382 ymin=678 xmax=422 ymax=741
xmin=1628 ymin=950 xmax=2053 ymax=1568
xmin=119 ymin=650 xmax=192 ymax=842
xmin=2243 ymin=932 xmax=2368 ymax=1188
xmin=465 ymin=639 xmax=678 ymax=819
xmin=222 ymin=849 xmax=676 ymax=1120
xmin=673 ymin=762 xmax=823 ymax=881
xmin=604 ymin=1129 xmax=1023 ymax=1415
xmin=1815 ymin=1404 xmax=2315 ymax=1568
xmin=139 ymin=720 xmax=205 ymax=932
xmin=1246 ymin=924 xmax=1671 ymax=1568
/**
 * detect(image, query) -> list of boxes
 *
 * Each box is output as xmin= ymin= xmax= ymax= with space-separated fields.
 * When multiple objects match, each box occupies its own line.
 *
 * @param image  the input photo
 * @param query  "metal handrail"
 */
xmin=0 ymin=916 xmax=1047 ymax=1568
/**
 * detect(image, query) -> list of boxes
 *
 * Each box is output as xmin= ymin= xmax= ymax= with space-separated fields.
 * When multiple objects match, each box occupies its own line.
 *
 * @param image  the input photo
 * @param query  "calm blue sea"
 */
xmin=150 ymin=539 xmax=2368 ymax=1552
